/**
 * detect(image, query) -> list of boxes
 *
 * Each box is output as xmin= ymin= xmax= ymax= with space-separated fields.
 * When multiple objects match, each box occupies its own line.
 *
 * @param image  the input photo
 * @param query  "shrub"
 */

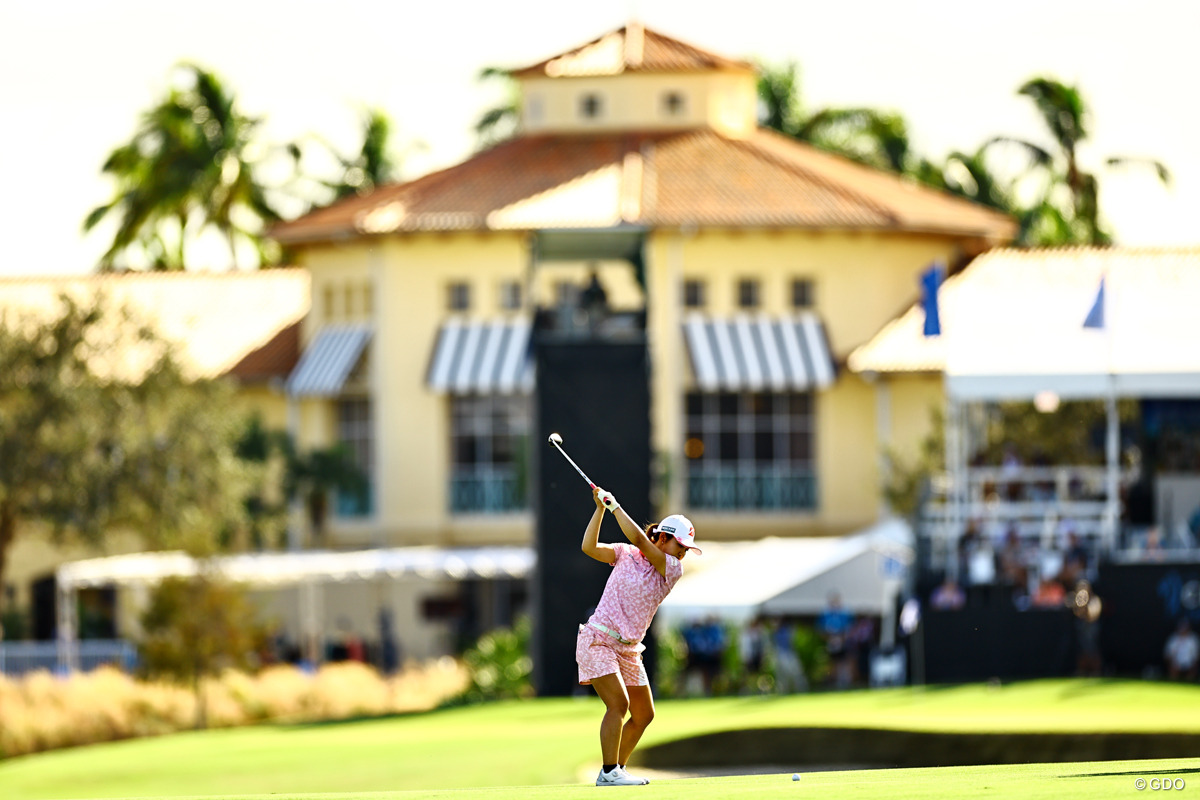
xmin=0 ymin=659 xmax=468 ymax=759
xmin=455 ymin=616 xmax=534 ymax=703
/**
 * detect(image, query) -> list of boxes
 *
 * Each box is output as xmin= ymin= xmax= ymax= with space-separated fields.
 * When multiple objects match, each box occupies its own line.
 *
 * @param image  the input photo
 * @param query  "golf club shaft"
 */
xmin=551 ymin=440 xmax=595 ymax=488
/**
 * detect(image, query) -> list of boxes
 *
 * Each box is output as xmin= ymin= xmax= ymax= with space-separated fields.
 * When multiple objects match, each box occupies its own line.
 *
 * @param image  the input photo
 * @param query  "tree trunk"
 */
xmin=0 ymin=502 xmax=16 ymax=641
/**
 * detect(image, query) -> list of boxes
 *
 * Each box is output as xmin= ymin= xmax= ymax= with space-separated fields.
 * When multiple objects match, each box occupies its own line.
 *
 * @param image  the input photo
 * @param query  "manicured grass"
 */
xmin=11 ymin=760 xmax=1200 ymax=800
xmin=2 ymin=679 xmax=1199 ymax=800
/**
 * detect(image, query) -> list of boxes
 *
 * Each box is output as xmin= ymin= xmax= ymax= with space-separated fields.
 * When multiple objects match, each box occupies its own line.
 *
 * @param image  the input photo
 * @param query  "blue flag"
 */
xmin=1083 ymin=276 xmax=1105 ymax=329
xmin=921 ymin=263 xmax=943 ymax=337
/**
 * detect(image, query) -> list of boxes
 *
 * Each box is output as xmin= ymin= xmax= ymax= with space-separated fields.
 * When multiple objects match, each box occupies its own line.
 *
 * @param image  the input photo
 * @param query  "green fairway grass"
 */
xmin=2 ymin=679 xmax=1199 ymax=800
xmin=13 ymin=760 xmax=1199 ymax=800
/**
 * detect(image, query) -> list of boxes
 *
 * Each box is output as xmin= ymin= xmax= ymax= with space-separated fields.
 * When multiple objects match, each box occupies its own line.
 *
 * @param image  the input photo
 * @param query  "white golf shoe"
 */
xmin=619 ymin=767 xmax=650 ymax=785
xmin=595 ymin=767 xmax=645 ymax=786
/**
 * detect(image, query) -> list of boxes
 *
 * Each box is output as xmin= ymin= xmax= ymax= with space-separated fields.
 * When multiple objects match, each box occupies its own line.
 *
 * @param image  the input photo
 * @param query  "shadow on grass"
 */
xmin=272 ymin=705 xmax=451 ymax=730
xmin=1062 ymin=767 xmax=1200 ymax=778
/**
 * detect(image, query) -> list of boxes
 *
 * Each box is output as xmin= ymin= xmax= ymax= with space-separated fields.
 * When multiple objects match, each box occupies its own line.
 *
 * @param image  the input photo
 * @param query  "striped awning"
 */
xmin=286 ymin=324 xmax=372 ymax=397
xmin=683 ymin=313 xmax=835 ymax=392
xmin=427 ymin=317 xmax=534 ymax=394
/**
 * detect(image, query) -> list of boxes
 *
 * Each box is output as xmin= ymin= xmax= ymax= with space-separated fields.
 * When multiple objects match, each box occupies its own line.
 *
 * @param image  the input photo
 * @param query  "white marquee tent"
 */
xmin=54 ymin=546 xmax=534 ymax=671
xmin=655 ymin=518 xmax=913 ymax=636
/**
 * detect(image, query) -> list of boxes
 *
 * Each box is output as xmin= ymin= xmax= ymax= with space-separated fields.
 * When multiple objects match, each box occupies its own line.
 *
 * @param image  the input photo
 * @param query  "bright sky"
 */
xmin=2 ymin=0 xmax=1198 ymax=275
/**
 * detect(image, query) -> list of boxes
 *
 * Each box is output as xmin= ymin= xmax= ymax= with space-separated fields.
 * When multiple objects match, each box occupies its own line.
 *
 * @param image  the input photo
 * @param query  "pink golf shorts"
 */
xmin=576 ymin=624 xmax=648 ymax=687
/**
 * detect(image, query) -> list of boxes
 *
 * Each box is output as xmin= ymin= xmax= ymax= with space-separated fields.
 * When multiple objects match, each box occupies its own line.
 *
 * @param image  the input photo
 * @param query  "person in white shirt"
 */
xmin=1164 ymin=618 xmax=1199 ymax=681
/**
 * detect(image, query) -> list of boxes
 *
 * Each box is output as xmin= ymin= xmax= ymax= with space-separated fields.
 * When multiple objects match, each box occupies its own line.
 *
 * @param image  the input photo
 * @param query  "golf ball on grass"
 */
xmin=792 ymin=773 xmax=801 ymax=781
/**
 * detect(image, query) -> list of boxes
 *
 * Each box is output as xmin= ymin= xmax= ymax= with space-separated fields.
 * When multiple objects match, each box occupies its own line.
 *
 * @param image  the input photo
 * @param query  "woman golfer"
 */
xmin=578 ymin=485 xmax=701 ymax=786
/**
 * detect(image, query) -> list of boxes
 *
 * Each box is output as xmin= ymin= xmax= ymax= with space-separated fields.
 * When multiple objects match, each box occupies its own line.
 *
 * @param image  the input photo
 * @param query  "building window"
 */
xmin=500 ymin=280 xmax=522 ymax=311
xmin=662 ymin=91 xmax=686 ymax=117
xmin=448 ymin=281 xmax=471 ymax=312
xmin=336 ymin=398 xmax=374 ymax=517
xmin=580 ymin=93 xmax=603 ymax=119
xmin=450 ymin=395 xmax=530 ymax=513
xmin=554 ymin=280 xmax=580 ymax=308
xmin=684 ymin=391 xmax=815 ymax=510
xmin=526 ymin=94 xmax=544 ymax=124
xmin=792 ymin=278 xmax=814 ymax=309
xmin=683 ymin=279 xmax=706 ymax=309
xmin=323 ymin=285 xmax=336 ymax=320
xmin=737 ymin=278 xmax=760 ymax=310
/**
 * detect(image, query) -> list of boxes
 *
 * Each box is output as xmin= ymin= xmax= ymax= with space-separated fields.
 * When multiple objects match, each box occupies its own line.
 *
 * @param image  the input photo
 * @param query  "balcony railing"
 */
xmin=0 ymin=639 xmax=138 ymax=676
xmin=686 ymin=466 xmax=817 ymax=511
xmin=450 ymin=467 xmax=528 ymax=513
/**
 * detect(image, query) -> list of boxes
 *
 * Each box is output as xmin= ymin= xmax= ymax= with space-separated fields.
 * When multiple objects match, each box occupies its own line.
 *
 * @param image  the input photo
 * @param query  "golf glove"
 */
xmin=597 ymin=489 xmax=620 ymax=512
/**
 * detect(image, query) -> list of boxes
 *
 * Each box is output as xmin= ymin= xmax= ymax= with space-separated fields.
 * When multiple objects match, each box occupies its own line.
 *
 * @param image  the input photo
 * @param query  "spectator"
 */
xmin=378 ymin=607 xmax=400 ymax=674
xmin=739 ymin=618 xmax=765 ymax=690
xmin=695 ymin=616 xmax=726 ymax=694
xmin=996 ymin=526 xmax=1029 ymax=593
xmin=847 ymin=615 xmax=876 ymax=687
xmin=930 ymin=577 xmax=966 ymax=610
xmin=1031 ymin=577 xmax=1065 ymax=609
xmin=1059 ymin=532 xmax=1089 ymax=584
xmin=1164 ymin=618 xmax=1199 ymax=681
xmin=817 ymin=591 xmax=855 ymax=688
xmin=1069 ymin=579 xmax=1103 ymax=677
xmin=770 ymin=619 xmax=807 ymax=694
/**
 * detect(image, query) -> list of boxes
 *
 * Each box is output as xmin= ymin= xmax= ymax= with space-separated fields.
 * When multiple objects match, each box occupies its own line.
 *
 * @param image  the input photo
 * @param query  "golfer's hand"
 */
xmin=592 ymin=486 xmax=606 ymax=510
xmin=597 ymin=487 xmax=620 ymax=513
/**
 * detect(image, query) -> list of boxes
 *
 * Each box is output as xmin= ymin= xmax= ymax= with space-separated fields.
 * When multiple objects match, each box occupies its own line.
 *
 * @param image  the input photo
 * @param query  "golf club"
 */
xmin=547 ymin=432 xmax=595 ymax=489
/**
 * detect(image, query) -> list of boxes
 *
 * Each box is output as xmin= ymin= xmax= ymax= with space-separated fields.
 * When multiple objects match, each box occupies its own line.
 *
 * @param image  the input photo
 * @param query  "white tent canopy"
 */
xmin=54 ymin=546 xmax=534 ymax=671
xmin=655 ymin=518 xmax=913 ymax=628
xmin=56 ymin=546 xmax=534 ymax=590
xmin=849 ymin=247 xmax=1200 ymax=401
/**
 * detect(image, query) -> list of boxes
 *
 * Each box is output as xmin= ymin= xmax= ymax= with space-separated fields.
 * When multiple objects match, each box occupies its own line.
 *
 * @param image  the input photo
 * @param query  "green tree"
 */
xmin=233 ymin=418 xmax=367 ymax=547
xmin=990 ymin=77 xmax=1171 ymax=246
xmin=0 ymin=296 xmax=272 ymax=638
xmin=472 ymin=66 xmax=520 ymax=149
xmin=322 ymin=107 xmax=421 ymax=199
xmin=84 ymin=64 xmax=287 ymax=271
xmin=140 ymin=573 xmax=268 ymax=728
xmin=756 ymin=61 xmax=937 ymax=176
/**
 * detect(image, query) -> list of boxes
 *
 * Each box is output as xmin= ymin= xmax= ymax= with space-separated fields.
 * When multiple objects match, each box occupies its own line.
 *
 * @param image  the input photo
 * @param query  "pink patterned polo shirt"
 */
xmin=587 ymin=543 xmax=684 ymax=645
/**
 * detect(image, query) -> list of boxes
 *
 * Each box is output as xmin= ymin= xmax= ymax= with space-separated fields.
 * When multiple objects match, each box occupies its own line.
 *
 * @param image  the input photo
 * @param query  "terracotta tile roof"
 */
xmin=227 ymin=319 xmax=301 ymax=384
xmin=272 ymin=130 xmax=1016 ymax=246
xmin=511 ymin=24 xmax=753 ymax=77
xmin=848 ymin=246 xmax=1200 ymax=380
xmin=0 ymin=270 xmax=309 ymax=380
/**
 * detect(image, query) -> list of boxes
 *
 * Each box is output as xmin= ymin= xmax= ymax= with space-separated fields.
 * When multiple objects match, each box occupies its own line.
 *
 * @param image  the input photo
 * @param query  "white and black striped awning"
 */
xmin=426 ymin=317 xmax=534 ymax=395
xmin=286 ymin=324 xmax=372 ymax=398
xmin=683 ymin=313 xmax=835 ymax=392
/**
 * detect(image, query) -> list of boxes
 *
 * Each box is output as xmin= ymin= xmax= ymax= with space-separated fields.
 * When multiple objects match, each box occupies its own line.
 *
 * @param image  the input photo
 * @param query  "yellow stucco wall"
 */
xmin=520 ymin=71 xmax=757 ymax=138
xmin=645 ymin=228 xmax=964 ymax=536
xmin=288 ymin=226 xmax=964 ymax=547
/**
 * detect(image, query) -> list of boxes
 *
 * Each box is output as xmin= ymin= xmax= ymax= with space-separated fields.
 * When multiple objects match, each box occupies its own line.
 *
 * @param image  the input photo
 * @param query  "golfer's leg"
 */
xmin=619 ymin=684 xmax=655 ymax=764
xmin=590 ymin=672 xmax=629 ymax=765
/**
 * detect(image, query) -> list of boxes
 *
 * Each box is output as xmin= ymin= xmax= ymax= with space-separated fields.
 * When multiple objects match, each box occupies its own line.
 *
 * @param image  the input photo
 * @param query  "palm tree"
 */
xmin=84 ymin=64 xmax=283 ymax=271
xmin=321 ymin=107 xmax=423 ymax=199
xmin=473 ymin=66 xmax=520 ymax=149
xmin=989 ymin=77 xmax=1171 ymax=245
xmin=756 ymin=61 xmax=929 ymax=175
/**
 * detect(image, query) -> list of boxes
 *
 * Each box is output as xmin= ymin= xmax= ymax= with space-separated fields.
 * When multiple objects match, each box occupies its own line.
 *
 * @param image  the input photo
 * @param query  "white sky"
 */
xmin=2 ymin=0 xmax=1198 ymax=275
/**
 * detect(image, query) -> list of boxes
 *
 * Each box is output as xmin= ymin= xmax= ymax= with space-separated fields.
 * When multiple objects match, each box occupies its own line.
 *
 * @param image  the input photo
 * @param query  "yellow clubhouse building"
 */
xmin=5 ymin=24 xmax=1015 ymax=662
xmin=270 ymin=23 xmax=1013 ymax=549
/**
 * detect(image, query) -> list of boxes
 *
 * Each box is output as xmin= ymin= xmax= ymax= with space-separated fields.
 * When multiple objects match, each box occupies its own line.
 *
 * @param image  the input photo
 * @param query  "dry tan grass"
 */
xmin=0 ymin=658 xmax=469 ymax=758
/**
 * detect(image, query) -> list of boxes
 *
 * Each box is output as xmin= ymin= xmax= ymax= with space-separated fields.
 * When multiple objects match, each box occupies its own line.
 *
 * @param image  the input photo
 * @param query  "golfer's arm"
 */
xmin=582 ymin=506 xmax=616 ymax=564
xmin=613 ymin=506 xmax=667 ymax=576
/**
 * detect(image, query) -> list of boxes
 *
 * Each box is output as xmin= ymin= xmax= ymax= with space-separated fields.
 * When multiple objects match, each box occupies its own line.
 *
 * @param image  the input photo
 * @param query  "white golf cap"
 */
xmin=655 ymin=514 xmax=701 ymax=554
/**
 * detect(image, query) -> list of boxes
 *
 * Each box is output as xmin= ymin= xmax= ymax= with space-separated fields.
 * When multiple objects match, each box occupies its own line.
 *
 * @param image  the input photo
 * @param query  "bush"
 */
xmin=0 ymin=659 xmax=468 ymax=759
xmin=455 ymin=616 xmax=534 ymax=703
